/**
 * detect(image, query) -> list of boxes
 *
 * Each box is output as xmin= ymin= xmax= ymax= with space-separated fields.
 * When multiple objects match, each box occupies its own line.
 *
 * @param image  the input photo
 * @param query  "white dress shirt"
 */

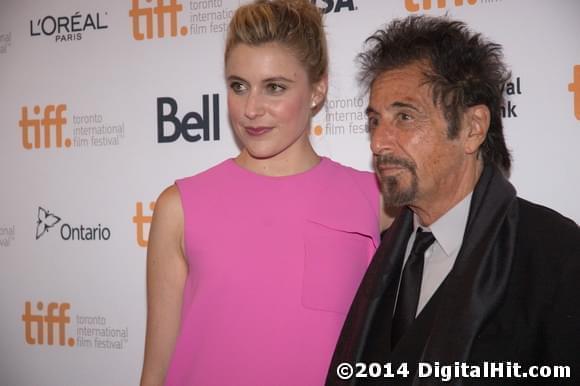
xmin=400 ymin=193 xmax=472 ymax=316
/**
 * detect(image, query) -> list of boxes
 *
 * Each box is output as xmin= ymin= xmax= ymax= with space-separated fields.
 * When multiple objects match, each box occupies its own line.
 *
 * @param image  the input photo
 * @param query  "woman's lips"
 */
xmin=245 ymin=126 xmax=273 ymax=136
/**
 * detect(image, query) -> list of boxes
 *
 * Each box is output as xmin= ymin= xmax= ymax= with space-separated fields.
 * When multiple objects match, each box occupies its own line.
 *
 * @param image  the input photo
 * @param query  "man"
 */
xmin=327 ymin=15 xmax=580 ymax=385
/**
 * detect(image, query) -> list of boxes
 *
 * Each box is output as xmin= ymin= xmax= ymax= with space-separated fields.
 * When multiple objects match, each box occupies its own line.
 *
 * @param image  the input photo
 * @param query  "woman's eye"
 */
xmin=267 ymin=83 xmax=286 ymax=93
xmin=230 ymin=82 xmax=247 ymax=93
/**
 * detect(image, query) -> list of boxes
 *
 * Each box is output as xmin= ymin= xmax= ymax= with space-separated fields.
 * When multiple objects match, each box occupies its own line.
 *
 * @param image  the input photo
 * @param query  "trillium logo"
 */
xmin=36 ymin=207 xmax=61 ymax=239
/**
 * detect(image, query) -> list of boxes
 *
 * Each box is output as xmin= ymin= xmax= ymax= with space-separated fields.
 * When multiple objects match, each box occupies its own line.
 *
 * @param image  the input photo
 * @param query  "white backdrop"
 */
xmin=1 ymin=1 xmax=579 ymax=385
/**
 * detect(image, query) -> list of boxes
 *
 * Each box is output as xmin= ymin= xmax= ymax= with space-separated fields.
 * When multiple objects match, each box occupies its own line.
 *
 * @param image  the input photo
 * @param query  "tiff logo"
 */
xmin=22 ymin=301 xmax=75 ymax=347
xmin=134 ymin=201 xmax=155 ymax=247
xmin=569 ymin=65 xmax=580 ymax=120
xmin=129 ymin=0 xmax=188 ymax=40
xmin=19 ymin=104 xmax=70 ymax=149
xmin=405 ymin=0 xmax=477 ymax=12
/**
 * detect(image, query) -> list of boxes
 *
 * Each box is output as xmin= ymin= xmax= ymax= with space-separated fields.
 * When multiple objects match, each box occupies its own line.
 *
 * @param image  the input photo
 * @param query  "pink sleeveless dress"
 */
xmin=165 ymin=157 xmax=380 ymax=386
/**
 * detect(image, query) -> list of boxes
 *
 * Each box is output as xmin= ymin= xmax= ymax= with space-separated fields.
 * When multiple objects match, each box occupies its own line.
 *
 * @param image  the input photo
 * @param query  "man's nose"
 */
xmin=370 ymin=121 xmax=395 ymax=155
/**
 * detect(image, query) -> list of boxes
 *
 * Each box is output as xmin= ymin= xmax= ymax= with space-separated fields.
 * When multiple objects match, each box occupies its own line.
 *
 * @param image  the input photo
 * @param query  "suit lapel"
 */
xmin=420 ymin=166 xmax=518 ymax=366
xmin=327 ymin=209 xmax=413 ymax=385
xmin=327 ymin=166 xmax=520 ymax=386
xmin=385 ymin=167 xmax=519 ymax=385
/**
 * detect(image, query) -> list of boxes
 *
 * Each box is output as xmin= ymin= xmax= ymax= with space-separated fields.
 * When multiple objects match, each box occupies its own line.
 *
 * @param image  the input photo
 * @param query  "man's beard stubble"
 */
xmin=375 ymin=153 xmax=419 ymax=207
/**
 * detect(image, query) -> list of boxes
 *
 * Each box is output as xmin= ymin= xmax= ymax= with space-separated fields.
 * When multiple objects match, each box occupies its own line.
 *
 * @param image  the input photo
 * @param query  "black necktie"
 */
xmin=391 ymin=228 xmax=435 ymax=348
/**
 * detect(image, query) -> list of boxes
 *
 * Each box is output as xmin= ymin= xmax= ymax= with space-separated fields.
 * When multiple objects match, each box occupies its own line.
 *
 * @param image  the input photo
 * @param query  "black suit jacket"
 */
xmin=327 ymin=167 xmax=580 ymax=385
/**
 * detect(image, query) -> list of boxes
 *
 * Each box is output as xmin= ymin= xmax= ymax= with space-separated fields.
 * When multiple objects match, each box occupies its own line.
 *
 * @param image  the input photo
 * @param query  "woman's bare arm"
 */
xmin=140 ymin=185 xmax=188 ymax=386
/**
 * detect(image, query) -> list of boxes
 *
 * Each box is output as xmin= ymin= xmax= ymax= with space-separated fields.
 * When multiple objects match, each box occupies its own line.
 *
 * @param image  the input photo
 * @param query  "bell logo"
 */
xmin=134 ymin=201 xmax=155 ymax=247
xmin=19 ymin=104 xmax=70 ymax=150
xmin=569 ymin=65 xmax=580 ymax=120
xmin=22 ymin=301 xmax=75 ymax=347
xmin=157 ymin=95 xmax=221 ymax=143
xmin=405 ymin=0 xmax=477 ymax=12
xmin=129 ymin=0 xmax=188 ymax=40
xmin=311 ymin=0 xmax=356 ymax=13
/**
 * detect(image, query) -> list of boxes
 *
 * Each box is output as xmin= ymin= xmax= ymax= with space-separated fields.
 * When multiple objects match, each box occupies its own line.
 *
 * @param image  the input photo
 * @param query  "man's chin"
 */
xmin=382 ymin=194 xmax=413 ymax=208
xmin=381 ymin=178 xmax=416 ymax=207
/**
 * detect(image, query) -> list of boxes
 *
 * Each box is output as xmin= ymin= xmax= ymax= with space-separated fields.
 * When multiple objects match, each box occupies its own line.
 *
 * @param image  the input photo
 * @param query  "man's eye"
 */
xmin=368 ymin=117 xmax=379 ymax=129
xmin=399 ymin=112 xmax=412 ymax=121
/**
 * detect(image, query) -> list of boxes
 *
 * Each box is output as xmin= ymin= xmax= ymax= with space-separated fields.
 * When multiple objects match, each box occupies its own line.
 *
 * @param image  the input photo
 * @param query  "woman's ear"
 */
xmin=311 ymin=73 xmax=328 ymax=113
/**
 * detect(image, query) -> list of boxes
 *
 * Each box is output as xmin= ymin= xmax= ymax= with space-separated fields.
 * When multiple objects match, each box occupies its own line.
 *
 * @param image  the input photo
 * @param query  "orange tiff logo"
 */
xmin=22 ymin=301 xmax=75 ymax=347
xmin=405 ymin=0 xmax=477 ymax=12
xmin=134 ymin=201 xmax=155 ymax=247
xmin=19 ymin=104 xmax=70 ymax=150
xmin=569 ymin=65 xmax=580 ymax=120
xmin=312 ymin=125 xmax=324 ymax=136
xmin=129 ymin=0 xmax=188 ymax=40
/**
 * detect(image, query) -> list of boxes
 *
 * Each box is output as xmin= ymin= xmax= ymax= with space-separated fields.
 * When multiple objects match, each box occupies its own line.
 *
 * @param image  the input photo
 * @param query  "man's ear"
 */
xmin=311 ymin=73 xmax=328 ymax=114
xmin=463 ymin=104 xmax=490 ymax=155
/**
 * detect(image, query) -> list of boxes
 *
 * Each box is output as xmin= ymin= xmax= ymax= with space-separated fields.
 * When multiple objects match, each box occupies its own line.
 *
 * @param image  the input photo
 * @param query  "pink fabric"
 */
xmin=165 ymin=157 xmax=380 ymax=386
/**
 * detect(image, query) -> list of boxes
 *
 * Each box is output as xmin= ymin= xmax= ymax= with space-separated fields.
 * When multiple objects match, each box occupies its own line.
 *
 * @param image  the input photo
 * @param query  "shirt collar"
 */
xmin=413 ymin=192 xmax=472 ymax=257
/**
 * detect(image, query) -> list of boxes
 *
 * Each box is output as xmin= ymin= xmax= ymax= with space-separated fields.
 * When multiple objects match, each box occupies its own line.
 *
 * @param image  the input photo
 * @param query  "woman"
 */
xmin=140 ymin=1 xmax=391 ymax=385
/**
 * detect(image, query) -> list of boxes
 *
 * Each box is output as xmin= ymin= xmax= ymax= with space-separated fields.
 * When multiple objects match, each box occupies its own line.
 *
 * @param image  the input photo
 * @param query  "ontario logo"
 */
xmin=311 ymin=0 xmax=357 ymax=13
xmin=29 ymin=11 xmax=108 ymax=43
xmin=22 ymin=301 xmax=129 ymax=350
xmin=36 ymin=207 xmax=61 ymax=239
xmin=35 ymin=206 xmax=111 ymax=241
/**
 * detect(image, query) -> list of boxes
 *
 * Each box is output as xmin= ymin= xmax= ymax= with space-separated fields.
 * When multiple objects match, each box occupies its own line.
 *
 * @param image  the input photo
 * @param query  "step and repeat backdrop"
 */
xmin=1 ymin=0 xmax=579 ymax=385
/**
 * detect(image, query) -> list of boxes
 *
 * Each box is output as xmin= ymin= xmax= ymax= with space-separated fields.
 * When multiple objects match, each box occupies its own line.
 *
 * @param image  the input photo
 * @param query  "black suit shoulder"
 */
xmin=510 ymin=198 xmax=580 ymax=378
xmin=516 ymin=197 xmax=578 ymax=234
xmin=511 ymin=197 xmax=580 ymax=302
xmin=516 ymin=197 xmax=580 ymax=256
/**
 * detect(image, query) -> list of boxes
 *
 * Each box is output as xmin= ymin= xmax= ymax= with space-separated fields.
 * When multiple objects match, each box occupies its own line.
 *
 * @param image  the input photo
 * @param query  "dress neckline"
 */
xmin=226 ymin=156 xmax=330 ymax=181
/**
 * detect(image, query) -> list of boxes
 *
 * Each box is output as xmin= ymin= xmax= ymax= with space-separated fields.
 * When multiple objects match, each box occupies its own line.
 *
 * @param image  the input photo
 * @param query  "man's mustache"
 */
xmin=375 ymin=154 xmax=416 ymax=172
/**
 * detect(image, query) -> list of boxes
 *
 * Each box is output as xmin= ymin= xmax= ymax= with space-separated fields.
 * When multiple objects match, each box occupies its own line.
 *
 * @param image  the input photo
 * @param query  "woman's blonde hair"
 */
xmin=225 ymin=0 xmax=328 ymax=84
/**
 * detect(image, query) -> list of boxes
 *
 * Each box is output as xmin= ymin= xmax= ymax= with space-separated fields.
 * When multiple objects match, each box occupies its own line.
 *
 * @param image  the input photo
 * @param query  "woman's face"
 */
xmin=225 ymin=42 xmax=325 ymax=161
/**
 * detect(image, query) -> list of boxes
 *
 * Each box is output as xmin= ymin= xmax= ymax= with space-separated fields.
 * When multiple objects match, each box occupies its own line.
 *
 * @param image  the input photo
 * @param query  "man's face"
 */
xmin=367 ymin=63 xmax=470 ymax=212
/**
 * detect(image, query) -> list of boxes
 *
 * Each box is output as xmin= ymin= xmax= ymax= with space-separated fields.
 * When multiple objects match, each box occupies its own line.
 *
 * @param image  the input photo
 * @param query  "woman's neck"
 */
xmin=235 ymin=144 xmax=320 ymax=177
